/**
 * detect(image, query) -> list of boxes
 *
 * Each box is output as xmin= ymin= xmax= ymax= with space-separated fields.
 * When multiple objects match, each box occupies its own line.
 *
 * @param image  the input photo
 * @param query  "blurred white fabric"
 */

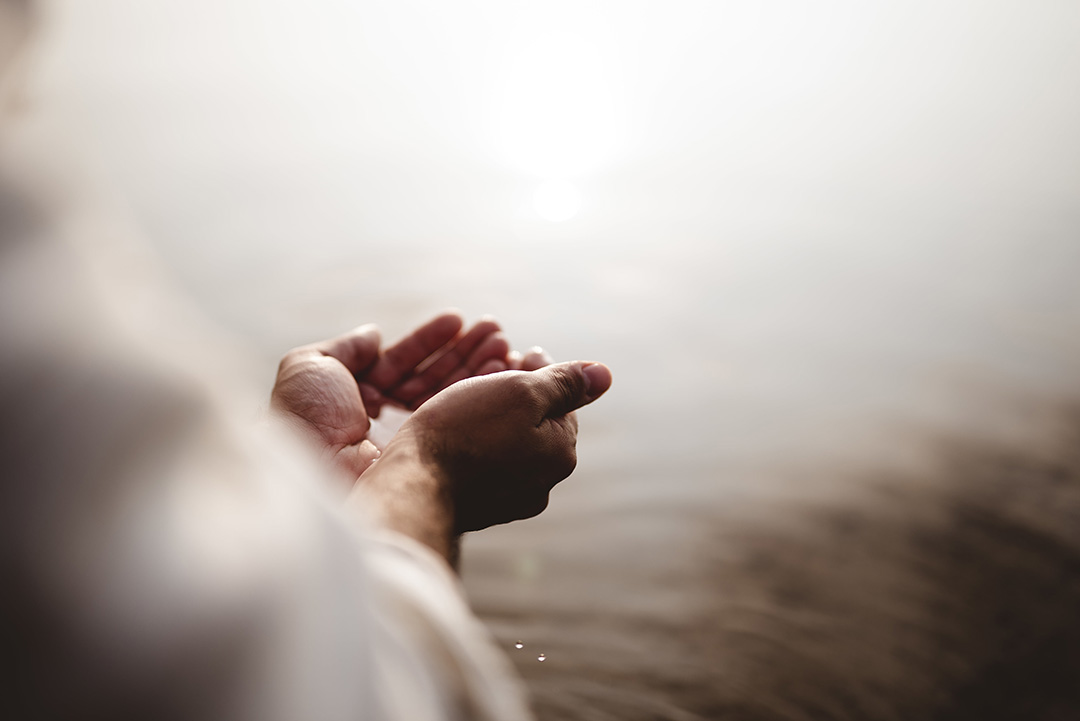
xmin=0 ymin=121 xmax=531 ymax=721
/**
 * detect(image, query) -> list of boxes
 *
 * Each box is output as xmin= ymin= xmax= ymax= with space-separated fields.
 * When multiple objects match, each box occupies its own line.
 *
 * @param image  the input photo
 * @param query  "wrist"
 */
xmin=347 ymin=432 xmax=459 ymax=566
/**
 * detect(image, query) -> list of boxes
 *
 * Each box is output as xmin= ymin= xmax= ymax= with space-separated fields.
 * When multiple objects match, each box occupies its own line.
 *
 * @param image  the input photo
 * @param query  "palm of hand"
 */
xmin=271 ymin=313 xmax=512 ymax=480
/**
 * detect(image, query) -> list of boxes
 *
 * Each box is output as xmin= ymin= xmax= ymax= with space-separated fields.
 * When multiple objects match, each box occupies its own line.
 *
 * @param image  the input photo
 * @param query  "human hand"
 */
xmin=360 ymin=360 xmax=613 ymax=544
xmin=271 ymin=311 xmax=515 ymax=481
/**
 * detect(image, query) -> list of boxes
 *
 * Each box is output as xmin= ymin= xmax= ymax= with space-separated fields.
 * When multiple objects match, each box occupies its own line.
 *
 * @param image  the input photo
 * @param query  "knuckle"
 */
xmin=557 ymin=446 xmax=578 ymax=478
xmin=276 ymin=348 xmax=305 ymax=374
xmin=276 ymin=353 xmax=316 ymax=384
xmin=553 ymin=364 xmax=583 ymax=396
xmin=546 ymin=365 xmax=584 ymax=413
xmin=516 ymin=493 xmax=550 ymax=521
xmin=500 ymin=372 xmax=539 ymax=409
xmin=565 ymin=410 xmax=580 ymax=435
xmin=545 ymin=443 xmax=577 ymax=482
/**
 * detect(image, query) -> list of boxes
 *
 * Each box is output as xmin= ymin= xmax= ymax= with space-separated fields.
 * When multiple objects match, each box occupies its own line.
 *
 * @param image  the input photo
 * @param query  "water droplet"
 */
xmin=537 ymin=653 xmax=546 ymax=662
xmin=514 ymin=642 xmax=524 ymax=649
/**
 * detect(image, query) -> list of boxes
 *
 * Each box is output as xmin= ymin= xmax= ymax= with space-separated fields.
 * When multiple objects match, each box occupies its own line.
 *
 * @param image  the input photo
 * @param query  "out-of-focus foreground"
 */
xmin=16 ymin=1 xmax=1080 ymax=719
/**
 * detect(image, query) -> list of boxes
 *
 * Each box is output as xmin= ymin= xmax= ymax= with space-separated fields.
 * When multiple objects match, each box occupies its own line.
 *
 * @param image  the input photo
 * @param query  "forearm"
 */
xmin=347 ymin=437 xmax=460 ymax=568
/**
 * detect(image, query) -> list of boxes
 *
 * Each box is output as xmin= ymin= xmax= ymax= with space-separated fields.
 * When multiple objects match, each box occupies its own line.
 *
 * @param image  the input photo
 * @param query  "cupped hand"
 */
xmin=370 ymin=360 xmax=614 ymax=534
xmin=271 ymin=311 xmax=515 ymax=481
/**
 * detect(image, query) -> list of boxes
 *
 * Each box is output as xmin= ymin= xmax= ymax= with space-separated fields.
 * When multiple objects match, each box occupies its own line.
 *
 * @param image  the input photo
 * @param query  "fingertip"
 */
xmin=355 ymin=322 xmax=381 ymax=339
xmin=533 ymin=360 xmax=609 ymax=417
xmin=318 ymin=323 xmax=382 ymax=372
xmin=350 ymin=324 xmax=382 ymax=355
xmin=490 ymin=331 xmax=510 ymax=355
xmin=465 ymin=331 xmax=509 ymax=371
xmin=582 ymin=362 xmax=613 ymax=399
xmin=470 ymin=318 xmax=503 ymax=339
xmin=521 ymin=347 xmax=553 ymax=371
xmin=431 ymin=310 xmax=465 ymax=337
xmin=356 ymin=439 xmax=382 ymax=476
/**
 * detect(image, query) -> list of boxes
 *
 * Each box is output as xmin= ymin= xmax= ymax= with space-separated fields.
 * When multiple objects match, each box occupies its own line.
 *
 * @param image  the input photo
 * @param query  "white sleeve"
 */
xmin=0 ymin=345 xmax=532 ymax=721
xmin=362 ymin=529 xmax=533 ymax=721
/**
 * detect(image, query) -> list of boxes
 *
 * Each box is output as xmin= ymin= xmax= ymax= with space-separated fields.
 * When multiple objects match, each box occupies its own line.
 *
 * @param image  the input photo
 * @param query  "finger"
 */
xmin=419 ymin=317 xmax=503 ymax=375
xmin=313 ymin=324 xmax=382 ymax=376
xmin=462 ymin=331 xmax=511 ymax=375
xmin=520 ymin=346 xmax=554 ymax=371
xmin=390 ymin=318 xmax=502 ymax=401
xmin=364 ymin=311 xmax=464 ymax=390
xmin=530 ymin=361 xmax=613 ymax=419
xmin=405 ymin=332 xmax=511 ymax=408
xmin=476 ymin=358 xmax=508 ymax=375
xmin=334 ymin=439 xmax=382 ymax=483
xmin=358 ymin=382 xmax=385 ymax=419
xmin=506 ymin=350 xmax=524 ymax=371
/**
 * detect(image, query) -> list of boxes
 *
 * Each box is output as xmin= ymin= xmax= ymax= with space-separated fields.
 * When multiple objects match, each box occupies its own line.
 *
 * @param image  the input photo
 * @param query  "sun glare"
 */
xmin=533 ymin=180 xmax=581 ymax=222
xmin=491 ymin=31 xmax=626 ymax=180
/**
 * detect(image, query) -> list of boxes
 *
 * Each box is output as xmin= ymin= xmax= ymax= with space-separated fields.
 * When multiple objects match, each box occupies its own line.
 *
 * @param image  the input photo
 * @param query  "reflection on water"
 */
xmin=24 ymin=0 xmax=1080 ymax=718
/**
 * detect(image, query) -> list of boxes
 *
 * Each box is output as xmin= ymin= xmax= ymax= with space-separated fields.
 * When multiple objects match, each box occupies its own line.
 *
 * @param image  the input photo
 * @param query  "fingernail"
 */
xmin=528 ymin=346 xmax=544 ymax=355
xmin=582 ymin=362 xmax=612 ymax=398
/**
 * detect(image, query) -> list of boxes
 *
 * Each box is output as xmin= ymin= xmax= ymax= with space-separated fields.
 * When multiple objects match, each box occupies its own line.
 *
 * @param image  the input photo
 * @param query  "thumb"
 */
xmin=531 ymin=361 xmax=613 ymax=418
xmin=315 ymin=324 xmax=382 ymax=375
